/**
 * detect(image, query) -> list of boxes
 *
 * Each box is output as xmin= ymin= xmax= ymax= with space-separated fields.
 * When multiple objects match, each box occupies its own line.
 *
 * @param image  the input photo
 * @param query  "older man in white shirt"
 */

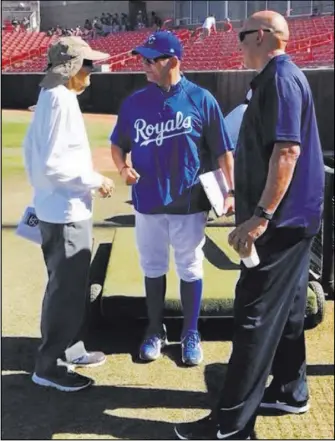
xmin=24 ymin=36 xmax=114 ymax=392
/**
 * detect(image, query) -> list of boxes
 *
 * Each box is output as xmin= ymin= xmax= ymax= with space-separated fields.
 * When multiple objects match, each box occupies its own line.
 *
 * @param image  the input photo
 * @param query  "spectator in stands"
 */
xmin=74 ymin=25 xmax=82 ymax=37
xmin=144 ymin=10 xmax=150 ymax=27
xmin=112 ymin=13 xmax=120 ymax=33
xmin=136 ymin=10 xmax=145 ymax=29
xmin=84 ymin=19 xmax=92 ymax=31
xmin=121 ymin=13 xmax=130 ymax=31
xmin=11 ymin=18 xmax=20 ymax=32
xmin=224 ymin=17 xmax=233 ymax=33
xmin=25 ymin=36 xmax=114 ymax=393
xmin=56 ymin=25 xmax=63 ymax=36
xmin=83 ymin=19 xmax=94 ymax=39
xmin=151 ymin=11 xmax=163 ymax=31
xmin=101 ymin=12 xmax=107 ymax=25
xmin=22 ymin=16 xmax=30 ymax=30
xmin=102 ymin=15 xmax=111 ymax=35
xmin=312 ymin=7 xmax=321 ymax=16
xmin=93 ymin=17 xmax=104 ymax=37
xmin=202 ymin=14 xmax=217 ymax=39
xmin=92 ymin=16 xmax=100 ymax=29
xmin=175 ymin=9 xmax=325 ymax=440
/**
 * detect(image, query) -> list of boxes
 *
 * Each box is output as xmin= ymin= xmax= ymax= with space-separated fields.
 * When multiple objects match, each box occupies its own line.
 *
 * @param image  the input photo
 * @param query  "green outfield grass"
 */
xmin=1 ymin=110 xmax=113 ymax=176
xmin=2 ymin=110 xmax=113 ymax=150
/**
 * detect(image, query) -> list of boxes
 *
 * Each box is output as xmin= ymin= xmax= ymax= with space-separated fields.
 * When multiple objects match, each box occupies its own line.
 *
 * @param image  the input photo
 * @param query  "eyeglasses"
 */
xmin=239 ymin=29 xmax=272 ymax=42
xmin=143 ymin=55 xmax=172 ymax=65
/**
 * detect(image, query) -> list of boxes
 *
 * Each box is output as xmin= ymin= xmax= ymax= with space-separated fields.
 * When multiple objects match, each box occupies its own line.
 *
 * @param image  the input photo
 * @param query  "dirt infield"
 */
xmin=92 ymin=147 xmax=119 ymax=172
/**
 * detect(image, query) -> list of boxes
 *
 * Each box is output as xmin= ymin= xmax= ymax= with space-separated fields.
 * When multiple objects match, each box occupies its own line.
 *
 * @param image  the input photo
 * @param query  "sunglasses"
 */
xmin=143 ymin=55 xmax=172 ymax=65
xmin=239 ymin=29 xmax=272 ymax=42
xmin=82 ymin=59 xmax=95 ymax=71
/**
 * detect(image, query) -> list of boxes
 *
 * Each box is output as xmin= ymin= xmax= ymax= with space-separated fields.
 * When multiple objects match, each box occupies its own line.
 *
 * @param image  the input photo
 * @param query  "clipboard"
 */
xmin=199 ymin=169 xmax=230 ymax=217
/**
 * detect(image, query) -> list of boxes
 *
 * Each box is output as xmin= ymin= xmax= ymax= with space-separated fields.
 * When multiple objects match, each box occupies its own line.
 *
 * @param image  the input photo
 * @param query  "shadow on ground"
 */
xmin=2 ymin=334 xmax=334 ymax=440
xmin=2 ymin=371 xmax=203 ymax=440
xmin=1 ymin=334 xmax=214 ymax=440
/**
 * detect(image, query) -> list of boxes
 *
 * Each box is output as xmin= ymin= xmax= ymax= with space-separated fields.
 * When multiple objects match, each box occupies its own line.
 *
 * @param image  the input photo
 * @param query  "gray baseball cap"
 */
xmin=40 ymin=36 xmax=109 ymax=89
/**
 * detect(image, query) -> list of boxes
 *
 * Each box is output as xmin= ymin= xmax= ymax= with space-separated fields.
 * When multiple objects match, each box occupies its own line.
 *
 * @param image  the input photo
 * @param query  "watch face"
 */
xmin=255 ymin=207 xmax=263 ymax=217
xmin=255 ymin=206 xmax=273 ymax=220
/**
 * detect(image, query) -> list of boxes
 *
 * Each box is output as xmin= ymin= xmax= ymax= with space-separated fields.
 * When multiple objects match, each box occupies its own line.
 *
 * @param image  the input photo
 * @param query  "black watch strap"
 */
xmin=227 ymin=189 xmax=235 ymax=196
xmin=254 ymin=206 xmax=274 ymax=221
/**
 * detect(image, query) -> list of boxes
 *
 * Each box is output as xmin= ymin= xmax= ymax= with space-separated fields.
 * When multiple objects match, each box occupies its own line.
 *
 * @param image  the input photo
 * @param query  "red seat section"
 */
xmin=2 ymin=16 xmax=334 ymax=73
xmin=2 ymin=31 xmax=58 ymax=71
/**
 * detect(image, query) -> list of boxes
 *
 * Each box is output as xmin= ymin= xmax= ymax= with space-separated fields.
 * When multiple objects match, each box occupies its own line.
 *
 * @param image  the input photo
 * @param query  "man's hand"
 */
xmin=228 ymin=216 xmax=269 ymax=256
xmin=223 ymin=195 xmax=235 ymax=216
xmin=98 ymin=176 xmax=115 ymax=198
xmin=120 ymin=166 xmax=140 ymax=185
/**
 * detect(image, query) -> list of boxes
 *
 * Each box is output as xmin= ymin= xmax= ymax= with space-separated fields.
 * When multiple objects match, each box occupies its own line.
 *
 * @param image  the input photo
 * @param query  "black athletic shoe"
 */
xmin=260 ymin=387 xmax=310 ymax=414
xmin=32 ymin=366 xmax=93 ymax=392
xmin=174 ymin=414 xmax=251 ymax=440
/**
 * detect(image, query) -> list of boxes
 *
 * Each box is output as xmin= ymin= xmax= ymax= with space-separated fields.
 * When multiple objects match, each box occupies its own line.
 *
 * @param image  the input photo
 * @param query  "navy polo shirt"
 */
xmin=235 ymin=54 xmax=324 ymax=236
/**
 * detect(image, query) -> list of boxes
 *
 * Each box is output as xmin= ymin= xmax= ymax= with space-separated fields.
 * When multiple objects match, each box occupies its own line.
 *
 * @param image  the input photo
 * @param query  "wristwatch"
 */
xmin=227 ymin=189 xmax=235 ymax=196
xmin=254 ymin=206 xmax=274 ymax=221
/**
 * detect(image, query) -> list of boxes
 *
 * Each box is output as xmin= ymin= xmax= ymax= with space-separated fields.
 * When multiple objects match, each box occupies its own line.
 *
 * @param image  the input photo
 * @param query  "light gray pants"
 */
xmin=35 ymin=219 xmax=92 ymax=376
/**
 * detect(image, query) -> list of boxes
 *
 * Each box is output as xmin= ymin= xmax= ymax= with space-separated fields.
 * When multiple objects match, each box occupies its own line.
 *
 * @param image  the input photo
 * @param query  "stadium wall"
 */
xmin=39 ymin=0 xmax=174 ymax=30
xmin=39 ymin=0 xmax=129 ymax=30
xmin=2 ymin=69 xmax=334 ymax=152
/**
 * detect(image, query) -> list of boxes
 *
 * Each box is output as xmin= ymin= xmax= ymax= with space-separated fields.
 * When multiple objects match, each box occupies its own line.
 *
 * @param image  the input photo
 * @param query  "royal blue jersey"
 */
xmin=110 ymin=75 xmax=234 ymax=214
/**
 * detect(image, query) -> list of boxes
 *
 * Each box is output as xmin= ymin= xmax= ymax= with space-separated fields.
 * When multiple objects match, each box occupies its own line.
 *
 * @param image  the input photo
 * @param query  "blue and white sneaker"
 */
xmin=181 ymin=330 xmax=203 ymax=366
xmin=139 ymin=325 xmax=168 ymax=361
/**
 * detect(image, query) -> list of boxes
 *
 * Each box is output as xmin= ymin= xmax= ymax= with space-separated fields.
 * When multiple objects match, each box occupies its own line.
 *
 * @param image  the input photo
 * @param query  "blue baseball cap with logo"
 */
xmin=132 ymin=31 xmax=183 ymax=60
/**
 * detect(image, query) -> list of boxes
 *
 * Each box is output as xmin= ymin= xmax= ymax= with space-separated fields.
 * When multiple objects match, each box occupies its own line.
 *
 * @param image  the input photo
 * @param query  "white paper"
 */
xmin=199 ymin=169 xmax=230 ymax=217
xmin=16 ymin=206 xmax=42 ymax=245
xmin=242 ymin=246 xmax=260 ymax=268
xmin=64 ymin=341 xmax=87 ymax=362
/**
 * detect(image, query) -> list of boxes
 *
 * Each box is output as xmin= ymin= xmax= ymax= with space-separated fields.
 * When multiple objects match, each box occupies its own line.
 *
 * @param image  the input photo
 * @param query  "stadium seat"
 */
xmin=2 ymin=16 xmax=334 ymax=73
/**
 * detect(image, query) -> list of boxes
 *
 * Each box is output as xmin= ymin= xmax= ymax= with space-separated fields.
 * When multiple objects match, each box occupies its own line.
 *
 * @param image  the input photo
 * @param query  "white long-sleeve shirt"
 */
xmin=23 ymin=85 xmax=103 ymax=223
xmin=202 ymin=16 xmax=216 ymax=29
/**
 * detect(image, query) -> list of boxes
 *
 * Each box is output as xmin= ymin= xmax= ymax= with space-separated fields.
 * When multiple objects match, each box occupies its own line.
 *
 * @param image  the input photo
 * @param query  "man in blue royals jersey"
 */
xmin=110 ymin=31 xmax=235 ymax=366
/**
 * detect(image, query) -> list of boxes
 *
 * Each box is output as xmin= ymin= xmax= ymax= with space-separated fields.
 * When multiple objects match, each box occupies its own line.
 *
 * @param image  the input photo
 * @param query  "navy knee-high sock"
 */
xmin=144 ymin=275 xmax=166 ymax=336
xmin=180 ymin=279 xmax=203 ymax=338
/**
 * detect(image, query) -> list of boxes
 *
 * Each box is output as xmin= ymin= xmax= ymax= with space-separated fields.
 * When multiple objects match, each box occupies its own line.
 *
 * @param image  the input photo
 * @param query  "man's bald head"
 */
xmin=239 ymin=10 xmax=290 ymax=69
xmin=244 ymin=10 xmax=290 ymax=48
